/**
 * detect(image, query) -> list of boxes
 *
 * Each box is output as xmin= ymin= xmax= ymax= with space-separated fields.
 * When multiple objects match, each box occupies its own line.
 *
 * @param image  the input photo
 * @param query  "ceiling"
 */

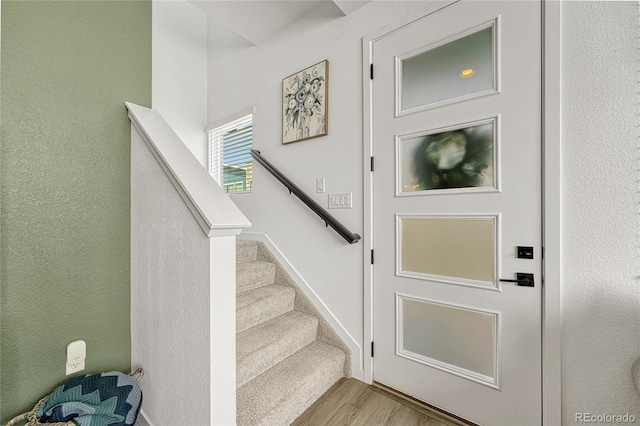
xmin=189 ymin=0 xmax=371 ymax=47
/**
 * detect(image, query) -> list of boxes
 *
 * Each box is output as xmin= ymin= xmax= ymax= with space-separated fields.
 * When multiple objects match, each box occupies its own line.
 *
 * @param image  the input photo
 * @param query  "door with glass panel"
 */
xmin=371 ymin=1 xmax=542 ymax=425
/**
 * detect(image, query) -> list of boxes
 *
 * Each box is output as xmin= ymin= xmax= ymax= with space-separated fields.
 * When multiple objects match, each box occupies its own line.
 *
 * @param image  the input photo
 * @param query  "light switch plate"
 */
xmin=328 ymin=192 xmax=352 ymax=209
xmin=316 ymin=178 xmax=325 ymax=193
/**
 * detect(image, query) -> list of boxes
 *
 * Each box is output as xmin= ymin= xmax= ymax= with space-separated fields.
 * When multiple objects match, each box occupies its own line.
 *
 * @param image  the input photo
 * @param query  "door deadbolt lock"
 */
xmin=517 ymin=246 xmax=534 ymax=259
xmin=499 ymin=273 xmax=534 ymax=287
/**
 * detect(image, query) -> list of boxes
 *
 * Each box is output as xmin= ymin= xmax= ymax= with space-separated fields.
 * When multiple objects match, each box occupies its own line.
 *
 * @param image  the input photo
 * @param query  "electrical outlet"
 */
xmin=66 ymin=340 xmax=86 ymax=375
xmin=66 ymin=361 xmax=84 ymax=375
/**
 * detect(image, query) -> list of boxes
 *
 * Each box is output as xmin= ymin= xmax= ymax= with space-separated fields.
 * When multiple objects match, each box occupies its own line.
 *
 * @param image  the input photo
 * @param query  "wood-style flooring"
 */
xmin=293 ymin=378 xmax=464 ymax=426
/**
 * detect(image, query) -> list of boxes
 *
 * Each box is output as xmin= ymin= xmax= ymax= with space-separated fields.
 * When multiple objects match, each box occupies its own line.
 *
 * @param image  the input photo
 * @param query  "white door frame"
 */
xmin=361 ymin=1 xmax=562 ymax=424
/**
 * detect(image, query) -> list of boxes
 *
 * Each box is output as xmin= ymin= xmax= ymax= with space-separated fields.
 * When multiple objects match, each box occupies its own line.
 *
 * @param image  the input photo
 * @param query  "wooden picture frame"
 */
xmin=282 ymin=60 xmax=328 ymax=144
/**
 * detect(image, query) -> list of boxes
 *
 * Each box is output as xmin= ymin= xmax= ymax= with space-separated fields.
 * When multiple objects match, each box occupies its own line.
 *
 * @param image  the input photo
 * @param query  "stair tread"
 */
xmin=236 ymin=284 xmax=295 ymax=333
xmin=237 ymin=240 xmax=259 ymax=263
xmin=237 ymin=311 xmax=318 ymax=388
xmin=237 ymin=260 xmax=276 ymax=293
xmin=237 ymin=284 xmax=293 ymax=310
xmin=237 ymin=311 xmax=317 ymax=358
xmin=237 ymin=341 xmax=345 ymax=426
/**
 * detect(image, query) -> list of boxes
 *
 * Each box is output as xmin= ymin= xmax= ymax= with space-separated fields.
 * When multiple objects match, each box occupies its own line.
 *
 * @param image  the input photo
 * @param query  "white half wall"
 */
xmin=153 ymin=0 xmax=208 ymax=166
xmin=561 ymin=1 xmax=640 ymax=422
xmin=131 ymin=125 xmax=212 ymax=425
xmin=208 ymin=0 xmax=426 ymax=376
xmin=128 ymin=102 xmax=248 ymax=424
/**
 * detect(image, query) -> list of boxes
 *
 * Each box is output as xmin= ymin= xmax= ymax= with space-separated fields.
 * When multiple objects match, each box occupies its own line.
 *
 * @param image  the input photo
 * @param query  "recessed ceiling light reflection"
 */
xmin=460 ymin=68 xmax=475 ymax=78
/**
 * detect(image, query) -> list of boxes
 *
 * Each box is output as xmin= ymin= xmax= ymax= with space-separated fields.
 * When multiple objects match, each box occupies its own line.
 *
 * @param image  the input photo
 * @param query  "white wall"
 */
xmin=208 ymin=1 xmax=426 ymax=374
xmin=207 ymin=0 xmax=640 ymax=418
xmin=131 ymin=126 xmax=212 ymax=425
xmin=561 ymin=1 xmax=640 ymax=422
xmin=153 ymin=0 xmax=208 ymax=165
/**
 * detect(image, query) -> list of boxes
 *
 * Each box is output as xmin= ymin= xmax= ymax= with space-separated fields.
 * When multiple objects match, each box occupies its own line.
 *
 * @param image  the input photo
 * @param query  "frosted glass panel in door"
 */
xmin=399 ymin=296 xmax=497 ymax=384
xmin=399 ymin=26 xmax=494 ymax=112
xmin=400 ymin=217 xmax=496 ymax=285
xmin=398 ymin=120 xmax=495 ymax=193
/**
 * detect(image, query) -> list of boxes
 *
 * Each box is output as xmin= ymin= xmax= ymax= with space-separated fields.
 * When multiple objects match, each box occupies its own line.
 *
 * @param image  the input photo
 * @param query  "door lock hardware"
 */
xmin=500 ymin=273 xmax=534 ymax=287
xmin=517 ymin=246 xmax=534 ymax=259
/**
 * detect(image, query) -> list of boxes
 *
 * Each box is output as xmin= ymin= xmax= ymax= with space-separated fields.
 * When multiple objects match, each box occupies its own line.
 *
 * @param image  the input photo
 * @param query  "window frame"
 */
xmin=206 ymin=107 xmax=255 ymax=195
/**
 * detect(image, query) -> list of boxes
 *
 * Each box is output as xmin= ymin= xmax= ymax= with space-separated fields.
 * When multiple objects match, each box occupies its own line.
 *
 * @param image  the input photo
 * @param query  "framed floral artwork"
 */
xmin=282 ymin=60 xmax=328 ymax=144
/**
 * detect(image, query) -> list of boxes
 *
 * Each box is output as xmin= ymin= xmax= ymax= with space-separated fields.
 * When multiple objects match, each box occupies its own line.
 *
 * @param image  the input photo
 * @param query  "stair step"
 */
xmin=237 ymin=285 xmax=295 ymax=333
xmin=237 ymin=240 xmax=258 ymax=263
xmin=237 ymin=260 xmax=276 ymax=293
xmin=237 ymin=311 xmax=318 ymax=388
xmin=237 ymin=341 xmax=345 ymax=426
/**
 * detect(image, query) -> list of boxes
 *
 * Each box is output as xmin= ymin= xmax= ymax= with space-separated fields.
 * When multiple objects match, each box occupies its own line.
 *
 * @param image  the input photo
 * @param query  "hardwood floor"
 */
xmin=292 ymin=378 xmax=462 ymax=426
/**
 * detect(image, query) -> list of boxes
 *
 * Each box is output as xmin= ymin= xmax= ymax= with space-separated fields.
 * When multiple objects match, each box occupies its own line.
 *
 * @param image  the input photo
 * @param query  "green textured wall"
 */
xmin=0 ymin=1 xmax=151 ymax=421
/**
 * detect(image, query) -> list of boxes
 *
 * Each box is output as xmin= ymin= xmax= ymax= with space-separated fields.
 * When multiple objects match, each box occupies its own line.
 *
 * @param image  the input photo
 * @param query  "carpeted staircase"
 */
xmin=236 ymin=240 xmax=347 ymax=425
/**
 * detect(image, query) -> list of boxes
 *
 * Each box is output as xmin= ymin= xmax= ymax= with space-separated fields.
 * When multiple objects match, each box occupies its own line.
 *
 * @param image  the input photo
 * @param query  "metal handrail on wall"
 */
xmin=250 ymin=149 xmax=361 ymax=244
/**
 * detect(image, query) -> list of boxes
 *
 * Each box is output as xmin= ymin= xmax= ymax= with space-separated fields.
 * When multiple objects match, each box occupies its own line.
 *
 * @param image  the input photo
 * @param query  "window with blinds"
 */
xmin=208 ymin=113 xmax=253 ymax=194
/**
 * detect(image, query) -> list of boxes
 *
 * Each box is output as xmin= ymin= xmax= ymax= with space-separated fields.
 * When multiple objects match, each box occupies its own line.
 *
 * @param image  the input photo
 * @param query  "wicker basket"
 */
xmin=4 ymin=369 xmax=144 ymax=426
xmin=4 ymin=396 xmax=74 ymax=426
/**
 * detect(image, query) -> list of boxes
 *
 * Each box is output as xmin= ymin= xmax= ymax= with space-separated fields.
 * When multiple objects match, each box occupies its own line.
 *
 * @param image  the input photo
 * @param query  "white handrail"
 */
xmin=126 ymin=102 xmax=251 ymax=237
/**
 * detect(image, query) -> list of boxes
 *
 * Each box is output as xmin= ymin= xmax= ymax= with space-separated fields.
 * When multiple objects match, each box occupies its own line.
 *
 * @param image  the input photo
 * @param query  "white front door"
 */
xmin=371 ymin=2 xmax=542 ymax=425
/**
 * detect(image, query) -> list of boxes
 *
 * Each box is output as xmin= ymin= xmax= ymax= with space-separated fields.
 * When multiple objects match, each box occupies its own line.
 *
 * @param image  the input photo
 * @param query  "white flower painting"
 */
xmin=282 ymin=60 xmax=328 ymax=144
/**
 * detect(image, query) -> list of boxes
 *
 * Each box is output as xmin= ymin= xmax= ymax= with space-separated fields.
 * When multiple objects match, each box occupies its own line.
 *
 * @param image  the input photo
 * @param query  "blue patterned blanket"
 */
xmin=36 ymin=371 xmax=142 ymax=426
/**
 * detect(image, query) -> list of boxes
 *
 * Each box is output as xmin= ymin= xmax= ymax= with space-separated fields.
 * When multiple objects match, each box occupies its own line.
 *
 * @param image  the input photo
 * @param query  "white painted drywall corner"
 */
xmin=153 ymin=0 xmax=208 ymax=166
xmin=208 ymin=235 xmax=238 ymax=424
xmin=561 ymin=1 xmax=640 ymax=422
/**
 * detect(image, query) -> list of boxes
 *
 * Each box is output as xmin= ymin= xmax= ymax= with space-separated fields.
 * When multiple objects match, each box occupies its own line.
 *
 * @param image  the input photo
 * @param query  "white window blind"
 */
xmin=208 ymin=113 xmax=253 ymax=194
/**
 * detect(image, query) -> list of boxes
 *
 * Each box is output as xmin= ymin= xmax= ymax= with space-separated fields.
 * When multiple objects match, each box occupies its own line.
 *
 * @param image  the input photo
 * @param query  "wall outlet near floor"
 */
xmin=328 ymin=193 xmax=352 ymax=209
xmin=66 ymin=340 xmax=86 ymax=375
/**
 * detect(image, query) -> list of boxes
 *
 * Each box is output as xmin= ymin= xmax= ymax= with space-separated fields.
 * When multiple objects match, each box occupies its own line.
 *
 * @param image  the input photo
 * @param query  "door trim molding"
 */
xmin=541 ymin=1 xmax=562 ymax=424
xmin=362 ymin=1 xmax=562 ymax=424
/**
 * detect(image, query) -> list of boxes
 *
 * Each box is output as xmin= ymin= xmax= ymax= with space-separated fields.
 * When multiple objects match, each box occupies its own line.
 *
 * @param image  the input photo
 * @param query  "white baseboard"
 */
xmin=138 ymin=409 xmax=155 ymax=426
xmin=238 ymin=232 xmax=364 ymax=381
